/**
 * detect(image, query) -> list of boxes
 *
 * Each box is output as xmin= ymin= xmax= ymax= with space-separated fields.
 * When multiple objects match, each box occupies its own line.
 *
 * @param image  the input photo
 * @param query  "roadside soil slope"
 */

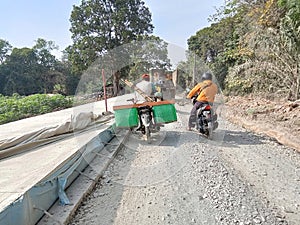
xmin=224 ymin=95 xmax=300 ymax=152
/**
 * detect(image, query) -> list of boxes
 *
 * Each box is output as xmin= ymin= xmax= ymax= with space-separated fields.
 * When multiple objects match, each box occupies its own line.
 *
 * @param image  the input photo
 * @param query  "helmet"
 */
xmin=158 ymin=80 xmax=164 ymax=85
xmin=142 ymin=74 xmax=150 ymax=79
xmin=201 ymin=72 xmax=212 ymax=81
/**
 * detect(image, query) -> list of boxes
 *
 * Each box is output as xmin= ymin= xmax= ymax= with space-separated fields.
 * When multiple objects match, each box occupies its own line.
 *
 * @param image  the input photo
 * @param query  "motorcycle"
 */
xmin=192 ymin=96 xmax=218 ymax=138
xmin=127 ymin=98 xmax=162 ymax=143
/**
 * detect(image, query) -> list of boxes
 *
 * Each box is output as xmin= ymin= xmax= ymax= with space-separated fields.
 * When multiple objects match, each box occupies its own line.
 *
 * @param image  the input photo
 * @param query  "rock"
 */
xmin=283 ymin=207 xmax=294 ymax=213
xmin=253 ymin=218 xmax=261 ymax=224
xmin=276 ymin=115 xmax=284 ymax=121
xmin=289 ymin=102 xmax=299 ymax=108
xmin=293 ymin=119 xmax=300 ymax=126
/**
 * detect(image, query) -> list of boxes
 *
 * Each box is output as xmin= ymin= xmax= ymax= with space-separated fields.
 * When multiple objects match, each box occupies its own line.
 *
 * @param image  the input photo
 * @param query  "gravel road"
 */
xmin=68 ymin=102 xmax=300 ymax=225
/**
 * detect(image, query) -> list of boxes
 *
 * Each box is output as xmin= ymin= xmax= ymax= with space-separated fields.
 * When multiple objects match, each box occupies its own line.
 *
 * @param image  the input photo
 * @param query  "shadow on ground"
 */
xmin=220 ymin=129 xmax=269 ymax=148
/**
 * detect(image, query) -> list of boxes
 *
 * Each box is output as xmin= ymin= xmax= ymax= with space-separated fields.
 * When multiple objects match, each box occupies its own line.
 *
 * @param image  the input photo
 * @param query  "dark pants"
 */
xmin=188 ymin=101 xmax=207 ymax=128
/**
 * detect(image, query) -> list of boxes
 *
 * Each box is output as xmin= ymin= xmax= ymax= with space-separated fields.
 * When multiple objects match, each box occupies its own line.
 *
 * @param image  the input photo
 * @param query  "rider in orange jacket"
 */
xmin=186 ymin=72 xmax=218 ymax=131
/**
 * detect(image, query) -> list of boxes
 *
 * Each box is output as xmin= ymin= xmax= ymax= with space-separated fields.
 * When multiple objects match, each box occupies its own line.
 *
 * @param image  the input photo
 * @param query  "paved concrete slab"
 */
xmin=0 ymin=94 xmax=136 ymax=214
xmin=0 ymin=95 xmax=128 ymax=210
xmin=37 ymin=129 xmax=130 ymax=225
xmin=0 ymin=121 xmax=113 ymax=210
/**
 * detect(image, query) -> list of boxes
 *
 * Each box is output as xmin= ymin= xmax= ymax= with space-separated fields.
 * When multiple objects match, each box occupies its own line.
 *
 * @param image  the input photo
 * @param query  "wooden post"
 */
xmin=102 ymin=69 xmax=108 ymax=112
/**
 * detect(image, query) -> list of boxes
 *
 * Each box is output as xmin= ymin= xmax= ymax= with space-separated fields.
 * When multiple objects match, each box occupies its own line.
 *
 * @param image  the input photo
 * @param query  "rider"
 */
xmin=134 ymin=74 xmax=156 ymax=132
xmin=186 ymin=72 xmax=218 ymax=131
xmin=135 ymin=73 xmax=156 ymax=102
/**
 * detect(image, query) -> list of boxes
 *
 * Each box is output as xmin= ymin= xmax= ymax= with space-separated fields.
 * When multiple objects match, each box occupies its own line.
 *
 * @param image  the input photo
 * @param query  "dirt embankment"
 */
xmin=224 ymin=95 xmax=300 ymax=152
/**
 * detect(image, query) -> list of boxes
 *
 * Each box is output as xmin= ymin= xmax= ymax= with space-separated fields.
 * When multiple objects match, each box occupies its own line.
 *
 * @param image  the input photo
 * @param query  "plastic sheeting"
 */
xmin=0 ymin=112 xmax=112 ymax=160
xmin=0 ymin=124 xmax=115 ymax=225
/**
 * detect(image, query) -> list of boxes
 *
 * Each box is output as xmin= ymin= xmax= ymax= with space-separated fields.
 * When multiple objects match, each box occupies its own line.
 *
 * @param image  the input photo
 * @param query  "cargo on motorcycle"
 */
xmin=113 ymin=74 xmax=177 ymax=143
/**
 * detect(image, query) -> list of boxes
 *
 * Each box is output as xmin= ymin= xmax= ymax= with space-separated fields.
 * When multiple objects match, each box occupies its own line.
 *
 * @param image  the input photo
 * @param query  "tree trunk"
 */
xmin=296 ymin=63 xmax=299 ymax=100
xmin=113 ymin=71 xmax=120 ymax=96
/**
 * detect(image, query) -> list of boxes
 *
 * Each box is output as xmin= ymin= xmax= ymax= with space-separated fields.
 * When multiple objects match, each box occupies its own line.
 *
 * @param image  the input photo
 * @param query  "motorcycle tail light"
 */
xmin=204 ymin=105 xmax=211 ymax=110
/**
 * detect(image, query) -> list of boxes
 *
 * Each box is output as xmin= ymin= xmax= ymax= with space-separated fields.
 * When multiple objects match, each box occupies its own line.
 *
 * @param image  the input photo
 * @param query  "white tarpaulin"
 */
xmin=0 ymin=112 xmax=113 ymax=160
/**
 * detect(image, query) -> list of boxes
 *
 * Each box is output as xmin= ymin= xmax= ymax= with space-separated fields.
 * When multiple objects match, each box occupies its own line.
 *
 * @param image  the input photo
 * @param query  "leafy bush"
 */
xmin=0 ymin=94 xmax=73 ymax=124
xmin=225 ymin=69 xmax=254 ymax=95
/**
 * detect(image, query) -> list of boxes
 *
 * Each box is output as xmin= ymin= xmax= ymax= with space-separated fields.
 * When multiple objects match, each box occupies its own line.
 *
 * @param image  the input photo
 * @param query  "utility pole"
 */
xmin=192 ymin=52 xmax=196 ymax=86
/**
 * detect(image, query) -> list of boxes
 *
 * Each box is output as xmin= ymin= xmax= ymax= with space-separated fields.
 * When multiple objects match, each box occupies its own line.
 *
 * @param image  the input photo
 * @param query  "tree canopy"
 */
xmin=0 ymin=0 xmax=169 ymax=97
xmin=187 ymin=0 xmax=300 ymax=99
xmin=0 ymin=39 xmax=12 ymax=64
xmin=3 ymin=0 xmax=298 ymax=100
xmin=0 ymin=38 xmax=73 ymax=96
xmin=67 ymin=0 xmax=154 ymax=73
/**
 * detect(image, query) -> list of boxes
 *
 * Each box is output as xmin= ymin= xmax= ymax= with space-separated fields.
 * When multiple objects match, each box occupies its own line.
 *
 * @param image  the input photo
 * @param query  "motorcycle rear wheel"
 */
xmin=145 ymin=127 xmax=151 ymax=143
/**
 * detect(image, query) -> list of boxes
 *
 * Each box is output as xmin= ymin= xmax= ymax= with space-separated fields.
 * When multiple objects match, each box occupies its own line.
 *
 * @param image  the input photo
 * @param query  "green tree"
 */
xmin=32 ymin=38 xmax=62 ymax=93
xmin=0 ymin=39 xmax=12 ymax=93
xmin=57 ymin=51 xmax=80 ymax=95
xmin=0 ymin=39 xmax=68 ymax=96
xmin=279 ymin=0 xmax=300 ymax=98
xmin=68 ymin=0 xmax=153 ymax=72
xmin=0 ymin=39 xmax=12 ymax=64
xmin=33 ymin=38 xmax=58 ymax=68
xmin=73 ymin=36 xmax=171 ymax=97
xmin=187 ymin=13 xmax=244 ymax=89
xmin=67 ymin=0 xmax=154 ymax=95
xmin=223 ymin=0 xmax=300 ymax=98
xmin=128 ymin=35 xmax=171 ymax=80
xmin=2 ymin=47 xmax=40 ymax=95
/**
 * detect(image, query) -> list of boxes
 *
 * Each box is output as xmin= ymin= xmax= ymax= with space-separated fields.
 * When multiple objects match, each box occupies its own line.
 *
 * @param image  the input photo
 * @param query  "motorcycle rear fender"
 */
xmin=140 ymin=113 xmax=151 ymax=127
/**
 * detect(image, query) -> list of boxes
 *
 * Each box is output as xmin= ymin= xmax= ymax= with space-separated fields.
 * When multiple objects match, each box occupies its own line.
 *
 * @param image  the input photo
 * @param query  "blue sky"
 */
xmin=0 ymin=0 xmax=224 ymax=58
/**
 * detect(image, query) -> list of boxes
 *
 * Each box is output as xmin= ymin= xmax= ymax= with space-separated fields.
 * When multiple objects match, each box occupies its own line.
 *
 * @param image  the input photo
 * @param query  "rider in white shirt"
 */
xmin=135 ymin=74 xmax=154 ymax=102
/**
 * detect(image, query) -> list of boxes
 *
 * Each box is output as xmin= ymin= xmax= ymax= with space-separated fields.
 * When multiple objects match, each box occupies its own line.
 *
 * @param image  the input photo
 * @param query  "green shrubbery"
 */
xmin=0 ymin=93 xmax=73 ymax=124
